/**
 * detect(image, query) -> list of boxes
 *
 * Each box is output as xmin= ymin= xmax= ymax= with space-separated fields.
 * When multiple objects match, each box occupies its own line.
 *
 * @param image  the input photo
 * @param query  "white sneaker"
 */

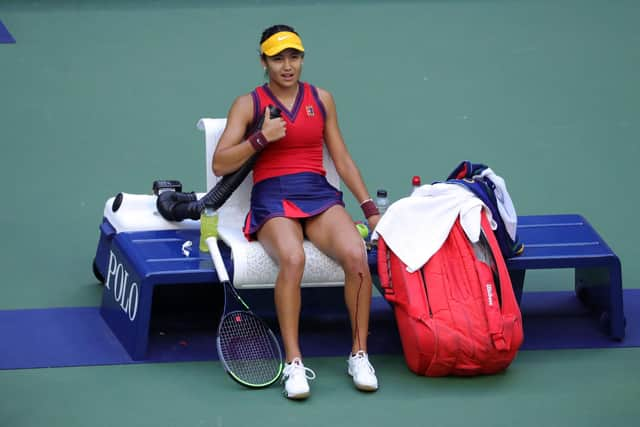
xmin=347 ymin=351 xmax=379 ymax=391
xmin=281 ymin=357 xmax=316 ymax=400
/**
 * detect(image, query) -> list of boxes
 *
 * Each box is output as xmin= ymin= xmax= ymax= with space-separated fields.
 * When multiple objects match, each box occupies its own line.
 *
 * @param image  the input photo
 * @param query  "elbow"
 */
xmin=212 ymin=161 xmax=225 ymax=177
xmin=211 ymin=156 xmax=224 ymax=177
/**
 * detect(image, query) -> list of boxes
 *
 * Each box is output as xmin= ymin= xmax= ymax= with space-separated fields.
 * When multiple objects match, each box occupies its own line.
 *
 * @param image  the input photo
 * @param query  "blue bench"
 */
xmin=96 ymin=223 xmax=223 ymax=360
xmin=505 ymin=214 xmax=624 ymax=340
xmin=95 ymin=213 xmax=624 ymax=360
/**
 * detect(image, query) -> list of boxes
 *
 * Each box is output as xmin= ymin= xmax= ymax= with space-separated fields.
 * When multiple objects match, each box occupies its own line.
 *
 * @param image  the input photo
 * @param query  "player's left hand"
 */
xmin=367 ymin=214 xmax=381 ymax=232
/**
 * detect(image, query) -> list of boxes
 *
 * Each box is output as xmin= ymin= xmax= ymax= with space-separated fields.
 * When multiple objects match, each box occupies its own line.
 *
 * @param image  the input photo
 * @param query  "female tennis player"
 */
xmin=213 ymin=24 xmax=380 ymax=399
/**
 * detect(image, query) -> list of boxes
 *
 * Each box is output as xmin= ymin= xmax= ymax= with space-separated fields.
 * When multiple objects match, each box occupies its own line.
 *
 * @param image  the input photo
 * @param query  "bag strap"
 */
xmin=376 ymin=238 xmax=397 ymax=304
xmin=478 ymin=211 xmax=520 ymax=350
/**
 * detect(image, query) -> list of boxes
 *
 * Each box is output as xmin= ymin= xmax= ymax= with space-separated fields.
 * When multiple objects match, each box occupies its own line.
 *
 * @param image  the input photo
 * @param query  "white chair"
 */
xmin=196 ymin=118 xmax=345 ymax=289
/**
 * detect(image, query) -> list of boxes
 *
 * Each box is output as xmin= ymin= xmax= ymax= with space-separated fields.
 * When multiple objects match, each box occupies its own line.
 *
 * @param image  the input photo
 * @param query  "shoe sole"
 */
xmin=285 ymin=391 xmax=311 ymax=400
xmin=348 ymin=371 xmax=378 ymax=392
xmin=354 ymin=383 xmax=378 ymax=392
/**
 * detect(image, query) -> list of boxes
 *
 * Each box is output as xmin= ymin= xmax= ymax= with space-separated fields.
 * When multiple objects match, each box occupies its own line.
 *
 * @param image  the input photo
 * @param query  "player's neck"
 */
xmin=267 ymin=81 xmax=300 ymax=109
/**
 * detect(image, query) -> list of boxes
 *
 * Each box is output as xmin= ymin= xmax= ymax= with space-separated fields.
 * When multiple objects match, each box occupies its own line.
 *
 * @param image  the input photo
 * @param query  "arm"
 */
xmin=318 ymin=88 xmax=381 ymax=229
xmin=212 ymin=94 xmax=286 ymax=177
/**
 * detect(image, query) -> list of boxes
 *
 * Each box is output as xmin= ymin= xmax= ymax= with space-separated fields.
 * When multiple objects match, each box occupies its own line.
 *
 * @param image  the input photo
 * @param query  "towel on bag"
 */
xmin=371 ymin=183 xmax=496 ymax=273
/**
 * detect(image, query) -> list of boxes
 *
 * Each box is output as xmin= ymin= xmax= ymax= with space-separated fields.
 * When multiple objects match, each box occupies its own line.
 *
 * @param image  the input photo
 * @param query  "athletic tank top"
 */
xmin=250 ymin=82 xmax=326 ymax=184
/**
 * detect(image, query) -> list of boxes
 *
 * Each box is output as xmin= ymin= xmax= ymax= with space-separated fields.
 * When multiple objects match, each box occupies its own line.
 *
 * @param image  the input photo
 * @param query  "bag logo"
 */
xmin=486 ymin=283 xmax=494 ymax=306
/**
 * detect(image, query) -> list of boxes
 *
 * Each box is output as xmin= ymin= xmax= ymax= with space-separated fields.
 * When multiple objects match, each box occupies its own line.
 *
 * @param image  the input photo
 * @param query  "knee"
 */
xmin=279 ymin=249 xmax=306 ymax=277
xmin=340 ymin=244 xmax=368 ymax=277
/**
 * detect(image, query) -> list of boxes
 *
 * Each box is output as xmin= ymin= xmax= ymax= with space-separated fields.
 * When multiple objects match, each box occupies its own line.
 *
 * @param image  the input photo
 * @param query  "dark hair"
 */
xmin=259 ymin=24 xmax=300 ymax=59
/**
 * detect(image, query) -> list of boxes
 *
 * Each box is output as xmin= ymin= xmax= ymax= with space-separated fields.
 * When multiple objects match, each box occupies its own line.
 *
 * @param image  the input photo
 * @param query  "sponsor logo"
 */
xmin=306 ymin=105 xmax=315 ymax=117
xmin=486 ymin=283 xmax=494 ymax=306
xmin=105 ymin=251 xmax=139 ymax=321
xmin=277 ymin=35 xmax=289 ymax=41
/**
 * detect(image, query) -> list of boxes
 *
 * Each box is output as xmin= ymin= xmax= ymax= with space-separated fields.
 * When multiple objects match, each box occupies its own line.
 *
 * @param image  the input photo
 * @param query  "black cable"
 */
xmin=156 ymin=106 xmax=281 ymax=221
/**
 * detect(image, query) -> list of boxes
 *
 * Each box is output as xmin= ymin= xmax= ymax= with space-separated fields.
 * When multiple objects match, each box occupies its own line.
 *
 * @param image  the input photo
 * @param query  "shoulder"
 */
xmin=310 ymin=86 xmax=334 ymax=105
xmin=225 ymin=92 xmax=258 ymax=129
xmin=228 ymin=92 xmax=256 ymax=117
xmin=310 ymin=86 xmax=337 ymax=119
xmin=306 ymin=84 xmax=335 ymax=109
xmin=230 ymin=93 xmax=254 ymax=110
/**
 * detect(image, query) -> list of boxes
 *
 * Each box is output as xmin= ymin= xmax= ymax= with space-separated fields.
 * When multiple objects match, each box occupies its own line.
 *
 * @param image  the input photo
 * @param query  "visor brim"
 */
xmin=262 ymin=43 xmax=305 ymax=57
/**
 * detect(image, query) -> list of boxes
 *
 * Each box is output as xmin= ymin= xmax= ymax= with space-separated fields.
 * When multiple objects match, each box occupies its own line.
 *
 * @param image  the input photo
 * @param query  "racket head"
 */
xmin=216 ymin=309 xmax=284 ymax=388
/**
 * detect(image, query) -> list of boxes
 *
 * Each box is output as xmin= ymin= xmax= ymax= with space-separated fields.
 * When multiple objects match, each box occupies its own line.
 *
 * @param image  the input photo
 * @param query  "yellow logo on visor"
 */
xmin=260 ymin=31 xmax=305 ymax=56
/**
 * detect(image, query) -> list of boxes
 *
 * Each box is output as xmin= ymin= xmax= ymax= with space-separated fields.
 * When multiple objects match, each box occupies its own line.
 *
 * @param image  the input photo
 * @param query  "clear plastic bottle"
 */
xmin=199 ymin=206 xmax=219 ymax=253
xmin=375 ymin=189 xmax=389 ymax=216
xmin=411 ymin=175 xmax=422 ymax=196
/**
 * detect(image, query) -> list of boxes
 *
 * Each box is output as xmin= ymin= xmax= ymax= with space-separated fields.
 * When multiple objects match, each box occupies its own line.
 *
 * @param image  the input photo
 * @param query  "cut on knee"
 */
xmin=340 ymin=246 xmax=369 ymax=277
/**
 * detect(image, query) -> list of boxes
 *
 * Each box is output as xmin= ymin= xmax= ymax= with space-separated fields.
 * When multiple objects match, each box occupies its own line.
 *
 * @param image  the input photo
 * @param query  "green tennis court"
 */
xmin=1 ymin=1 xmax=639 ymax=426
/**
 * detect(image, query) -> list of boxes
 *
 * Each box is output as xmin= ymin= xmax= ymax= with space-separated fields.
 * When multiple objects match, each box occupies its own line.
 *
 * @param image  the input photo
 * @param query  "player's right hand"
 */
xmin=261 ymin=107 xmax=286 ymax=142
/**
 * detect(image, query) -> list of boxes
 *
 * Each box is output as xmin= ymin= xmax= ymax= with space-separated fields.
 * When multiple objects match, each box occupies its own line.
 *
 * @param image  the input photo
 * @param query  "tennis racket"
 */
xmin=206 ymin=236 xmax=284 ymax=388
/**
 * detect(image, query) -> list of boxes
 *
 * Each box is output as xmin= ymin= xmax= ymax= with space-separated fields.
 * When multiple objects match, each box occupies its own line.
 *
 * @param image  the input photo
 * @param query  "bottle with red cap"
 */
xmin=410 ymin=175 xmax=422 ymax=196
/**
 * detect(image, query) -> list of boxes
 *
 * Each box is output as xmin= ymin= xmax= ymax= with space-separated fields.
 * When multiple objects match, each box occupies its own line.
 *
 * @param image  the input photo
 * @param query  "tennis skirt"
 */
xmin=243 ymin=172 xmax=344 ymax=240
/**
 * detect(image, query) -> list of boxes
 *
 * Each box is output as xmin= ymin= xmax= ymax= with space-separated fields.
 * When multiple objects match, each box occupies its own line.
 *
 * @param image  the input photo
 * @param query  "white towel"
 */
xmin=371 ymin=183 xmax=495 ymax=273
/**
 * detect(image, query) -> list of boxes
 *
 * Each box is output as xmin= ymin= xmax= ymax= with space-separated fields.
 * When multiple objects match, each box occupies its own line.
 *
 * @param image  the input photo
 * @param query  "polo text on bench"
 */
xmin=106 ymin=250 xmax=140 ymax=321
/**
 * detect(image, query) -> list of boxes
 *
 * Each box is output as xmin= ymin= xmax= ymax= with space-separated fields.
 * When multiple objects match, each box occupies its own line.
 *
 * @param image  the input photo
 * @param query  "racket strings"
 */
xmin=218 ymin=311 xmax=282 ymax=385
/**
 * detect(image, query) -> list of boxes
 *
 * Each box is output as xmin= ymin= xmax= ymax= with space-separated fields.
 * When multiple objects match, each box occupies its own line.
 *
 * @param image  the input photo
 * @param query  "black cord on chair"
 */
xmin=156 ymin=106 xmax=281 ymax=221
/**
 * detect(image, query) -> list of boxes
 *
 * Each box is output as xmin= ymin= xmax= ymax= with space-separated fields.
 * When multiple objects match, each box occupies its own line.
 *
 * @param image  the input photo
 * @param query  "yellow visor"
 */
xmin=260 ymin=31 xmax=305 ymax=56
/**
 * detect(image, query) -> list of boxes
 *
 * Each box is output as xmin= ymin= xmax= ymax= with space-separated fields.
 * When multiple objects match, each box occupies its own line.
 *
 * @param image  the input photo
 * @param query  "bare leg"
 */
xmin=305 ymin=205 xmax=372 ymax=354
xmin=257 ymin=217 xmax=306 ymax=362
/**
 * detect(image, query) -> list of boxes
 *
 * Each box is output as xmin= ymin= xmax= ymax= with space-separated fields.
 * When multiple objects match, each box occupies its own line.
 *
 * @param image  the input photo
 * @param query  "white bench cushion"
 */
xmin=197 ymin=118 xmax=345 ymax=289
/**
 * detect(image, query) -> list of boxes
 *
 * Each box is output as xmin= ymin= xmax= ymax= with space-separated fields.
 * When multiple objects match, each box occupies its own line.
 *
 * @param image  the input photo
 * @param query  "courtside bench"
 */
xmin=505 ymin=214 xmax=624 ymax=340
xmin=94 ymin=213 xmax=624 ymax=360
xmin=96 ymin=224 xmax=224 ymax=360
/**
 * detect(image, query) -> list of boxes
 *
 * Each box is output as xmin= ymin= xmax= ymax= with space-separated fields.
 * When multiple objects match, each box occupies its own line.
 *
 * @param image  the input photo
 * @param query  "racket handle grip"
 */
xmin=206 ymin=237 xmax=230 ymax=283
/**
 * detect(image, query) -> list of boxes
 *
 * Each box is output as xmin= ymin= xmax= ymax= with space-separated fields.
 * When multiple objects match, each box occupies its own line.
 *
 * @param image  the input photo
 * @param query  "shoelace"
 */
xmin=351 ymin=351 xmax=375 ymax=373
xmin=282 ymin=358 xmax=317 ymax=382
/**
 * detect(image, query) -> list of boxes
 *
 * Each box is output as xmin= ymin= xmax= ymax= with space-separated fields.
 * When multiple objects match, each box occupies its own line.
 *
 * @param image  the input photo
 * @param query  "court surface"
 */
xmin=1 ymin=1 xmax=639 ymax=426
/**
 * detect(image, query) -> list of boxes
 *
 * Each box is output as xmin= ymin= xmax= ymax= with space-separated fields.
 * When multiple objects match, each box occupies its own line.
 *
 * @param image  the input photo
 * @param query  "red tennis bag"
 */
xmin=377 ymin=214 xmax=523 ymax=376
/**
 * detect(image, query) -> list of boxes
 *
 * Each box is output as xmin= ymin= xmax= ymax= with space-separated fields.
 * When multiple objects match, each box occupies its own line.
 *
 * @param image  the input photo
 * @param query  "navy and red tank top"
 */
xmin=250 ymin=82 xmax=327 ymax=184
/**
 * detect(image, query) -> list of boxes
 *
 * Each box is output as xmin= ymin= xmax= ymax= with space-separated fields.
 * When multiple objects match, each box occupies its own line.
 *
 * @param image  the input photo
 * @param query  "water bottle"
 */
xmin=411 ymin=175 xmax=422 ymax=196
xmin=199 ymin=206 xmax=219 ymax=253
xmin=375 ymin=189 xmax=389 ymax=216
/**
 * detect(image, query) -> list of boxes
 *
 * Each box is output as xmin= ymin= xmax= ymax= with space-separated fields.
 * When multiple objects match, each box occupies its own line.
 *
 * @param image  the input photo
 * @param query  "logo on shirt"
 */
xmin=306 ymin=105 xmax=315 ymax=117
